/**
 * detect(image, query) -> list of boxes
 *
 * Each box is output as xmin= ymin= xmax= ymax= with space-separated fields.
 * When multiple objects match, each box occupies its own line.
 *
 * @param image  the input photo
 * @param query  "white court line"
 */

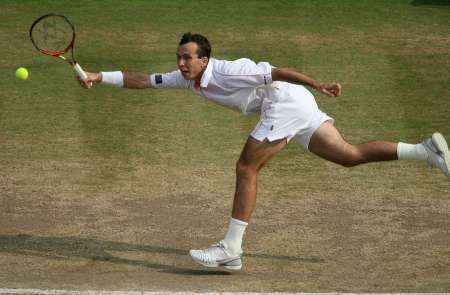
xmin=0 ymin=290 xmax=448 ymax=295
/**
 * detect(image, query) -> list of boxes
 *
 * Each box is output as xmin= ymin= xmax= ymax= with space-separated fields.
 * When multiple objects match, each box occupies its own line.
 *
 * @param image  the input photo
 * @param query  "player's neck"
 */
xmin=194 ymin=68 xmax=206 ymax=82
xmin=195 ymin=59 xmax=209 ymax=81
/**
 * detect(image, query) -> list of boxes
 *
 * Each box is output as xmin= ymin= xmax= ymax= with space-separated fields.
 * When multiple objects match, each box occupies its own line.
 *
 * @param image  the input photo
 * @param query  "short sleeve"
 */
xmin=150 ymin=70 xmax=191 ymax=89
xmin=215 ymin=58 xmax=273 ymax=88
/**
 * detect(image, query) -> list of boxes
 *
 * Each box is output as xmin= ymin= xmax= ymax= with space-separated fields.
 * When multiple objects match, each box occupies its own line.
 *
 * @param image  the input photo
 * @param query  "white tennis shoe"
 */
xmin=423 ymin=132 xmax=450 ymax=180
xmin=189 ymin=240 xmax=242 ymax=270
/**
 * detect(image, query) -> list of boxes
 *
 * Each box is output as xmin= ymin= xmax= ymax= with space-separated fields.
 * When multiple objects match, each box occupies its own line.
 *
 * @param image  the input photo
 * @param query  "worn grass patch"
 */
xmin=1 ymin=0 xmax=449 ymax=292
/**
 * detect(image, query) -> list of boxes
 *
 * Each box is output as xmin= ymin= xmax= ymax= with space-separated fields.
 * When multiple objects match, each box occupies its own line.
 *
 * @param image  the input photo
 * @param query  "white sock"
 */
xmin=397 ymin=142 xmax=428 ymax=161
xmin=224 ymin=217 xmax=248 ymax=255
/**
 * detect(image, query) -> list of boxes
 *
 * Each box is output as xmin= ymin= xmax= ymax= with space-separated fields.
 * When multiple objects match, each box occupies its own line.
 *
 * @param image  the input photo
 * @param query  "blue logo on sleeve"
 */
xmin=155 ymin=75 xmax=163 ymax=84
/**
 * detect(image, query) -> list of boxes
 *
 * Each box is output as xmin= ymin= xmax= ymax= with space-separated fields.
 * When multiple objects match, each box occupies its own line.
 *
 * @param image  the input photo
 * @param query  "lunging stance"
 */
xmin=79 ymin=33 xmax=450 ymax=271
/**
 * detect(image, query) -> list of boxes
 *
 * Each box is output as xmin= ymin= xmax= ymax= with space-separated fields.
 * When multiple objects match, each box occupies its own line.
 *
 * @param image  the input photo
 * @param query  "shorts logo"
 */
xmin=155 ymin=74 xmax=163 ymax=84
xmin=264 ymin=76 xmax=267 ymax=85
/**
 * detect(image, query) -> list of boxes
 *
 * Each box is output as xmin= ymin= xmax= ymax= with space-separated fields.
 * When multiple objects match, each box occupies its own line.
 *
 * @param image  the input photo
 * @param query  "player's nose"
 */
xmin=177 ymin=58 xmax=185 ymax=68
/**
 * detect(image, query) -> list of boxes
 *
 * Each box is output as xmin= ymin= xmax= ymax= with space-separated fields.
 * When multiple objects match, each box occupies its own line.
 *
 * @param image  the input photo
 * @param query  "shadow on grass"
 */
xmin=0 ymin=234 xmax=324 ymax=275
xmin=410 ymin=0 xmax=450 ymax=5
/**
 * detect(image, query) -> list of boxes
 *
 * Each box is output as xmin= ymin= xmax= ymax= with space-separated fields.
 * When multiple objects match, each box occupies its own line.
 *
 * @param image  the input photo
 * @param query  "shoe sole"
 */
xmin=190 ymin=252 xmax=242 ymax=271
xmin=192 ymin=258 xmax=242 ymax=271
xmin=222 ymin=264 xmax=242 ymax=271
xmin=191 ymin=259 xmax=242 ymax=270
xmin=432 ymin=132 xmax=450 ymax=179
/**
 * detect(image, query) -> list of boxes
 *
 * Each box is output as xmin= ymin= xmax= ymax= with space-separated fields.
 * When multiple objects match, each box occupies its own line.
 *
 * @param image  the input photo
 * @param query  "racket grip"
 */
xmin=73 ymin=62 xmax=88 ymax=81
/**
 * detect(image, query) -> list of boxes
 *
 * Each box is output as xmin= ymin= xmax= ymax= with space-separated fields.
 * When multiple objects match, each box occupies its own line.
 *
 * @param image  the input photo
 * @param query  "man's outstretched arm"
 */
xmin=271 ymin=67 xmax=342 ymax=97
xmin=79 ymin=71 xmax=152 ymax=89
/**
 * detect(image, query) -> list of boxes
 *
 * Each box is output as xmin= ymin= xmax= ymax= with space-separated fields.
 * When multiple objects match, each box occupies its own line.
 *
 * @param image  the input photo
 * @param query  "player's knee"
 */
xmin=340 ymin=159 xmax=359 ymax=167
xmin=337 ymin=146 xmax=364 ymax=167
xmin=236 ymin=159 xmax=257 ymax=176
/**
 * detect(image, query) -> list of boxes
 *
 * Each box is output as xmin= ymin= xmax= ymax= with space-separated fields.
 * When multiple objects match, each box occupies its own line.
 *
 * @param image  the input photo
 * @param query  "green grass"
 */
xmin=0 ymin=0 xmax=449 ymax=292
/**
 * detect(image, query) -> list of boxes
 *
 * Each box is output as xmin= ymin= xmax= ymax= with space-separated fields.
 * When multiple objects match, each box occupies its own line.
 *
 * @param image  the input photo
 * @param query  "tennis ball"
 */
xmin=16 ymin=67 xmax=29 ymax=80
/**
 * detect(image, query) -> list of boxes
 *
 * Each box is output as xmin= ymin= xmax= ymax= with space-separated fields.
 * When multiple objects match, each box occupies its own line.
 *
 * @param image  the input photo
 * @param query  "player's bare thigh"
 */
xmin=238 ymin=136 xmax=288 ymax=171
xmin=308 ymin=121 xmax=357 ymax=166
xmin=308 ymin=121 xmax=397 ymax=166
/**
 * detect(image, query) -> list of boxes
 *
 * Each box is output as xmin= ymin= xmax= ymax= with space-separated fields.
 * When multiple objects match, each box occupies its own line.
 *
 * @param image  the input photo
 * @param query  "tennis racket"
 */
xmin=29 ymin=13 xmax=90 ymax=85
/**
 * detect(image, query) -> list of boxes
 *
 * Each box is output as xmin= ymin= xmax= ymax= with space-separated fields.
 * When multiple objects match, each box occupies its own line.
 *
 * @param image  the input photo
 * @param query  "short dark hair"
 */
xmin=179 ymin=33 xmax=211 ymax=59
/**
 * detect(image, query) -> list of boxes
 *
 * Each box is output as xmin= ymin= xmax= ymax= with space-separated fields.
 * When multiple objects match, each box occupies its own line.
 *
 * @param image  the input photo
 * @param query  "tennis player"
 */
xmin=79 ymin=33 xmax=450 ymax=271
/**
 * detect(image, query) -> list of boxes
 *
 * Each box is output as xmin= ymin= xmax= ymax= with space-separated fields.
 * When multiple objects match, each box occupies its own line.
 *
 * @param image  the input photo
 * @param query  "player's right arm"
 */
xmin=79 ymin=70 xmax=191 ymax=89
xmin=80 ymin=71 xmax=151 ymax=89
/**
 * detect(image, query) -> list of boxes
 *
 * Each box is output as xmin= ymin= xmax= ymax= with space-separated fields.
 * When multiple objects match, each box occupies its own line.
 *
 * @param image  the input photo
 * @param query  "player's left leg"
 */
xmin=308 ymin=121 xmax=397 ymax=166
xmin=308 ymin=121 xmax=450 ymax=179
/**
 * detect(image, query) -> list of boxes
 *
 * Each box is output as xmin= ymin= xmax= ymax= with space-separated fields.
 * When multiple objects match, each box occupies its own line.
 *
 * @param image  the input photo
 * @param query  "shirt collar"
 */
xmin=199 ymin=57 xmax=214 ymax=88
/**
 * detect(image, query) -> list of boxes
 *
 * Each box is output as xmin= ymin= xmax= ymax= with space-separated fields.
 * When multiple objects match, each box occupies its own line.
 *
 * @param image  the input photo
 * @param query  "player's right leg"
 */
xmin=190 ymin=136 xmax=287 ymax=270
xmin=308 ymin=121 xmax=450 ymax=179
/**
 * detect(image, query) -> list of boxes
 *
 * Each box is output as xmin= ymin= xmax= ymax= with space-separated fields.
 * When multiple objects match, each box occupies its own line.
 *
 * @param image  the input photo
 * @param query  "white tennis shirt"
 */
xmin=149 ymin=57 xmax=273 ymax=114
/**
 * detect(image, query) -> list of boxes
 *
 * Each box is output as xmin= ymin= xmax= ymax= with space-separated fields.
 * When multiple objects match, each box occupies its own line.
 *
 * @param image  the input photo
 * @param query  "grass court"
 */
xmin=0 ymin=0 xmax=449 ymax=292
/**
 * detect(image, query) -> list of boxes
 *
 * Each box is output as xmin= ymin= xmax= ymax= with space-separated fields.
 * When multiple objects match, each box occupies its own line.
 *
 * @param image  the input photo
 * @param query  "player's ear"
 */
xmin=201 ymin=56 xmax=209 ymax=68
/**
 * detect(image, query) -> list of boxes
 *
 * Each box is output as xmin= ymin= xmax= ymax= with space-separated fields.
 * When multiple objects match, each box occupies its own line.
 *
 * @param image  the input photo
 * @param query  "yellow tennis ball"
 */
xmin=16 ymin=67 xmax=29 ymax=80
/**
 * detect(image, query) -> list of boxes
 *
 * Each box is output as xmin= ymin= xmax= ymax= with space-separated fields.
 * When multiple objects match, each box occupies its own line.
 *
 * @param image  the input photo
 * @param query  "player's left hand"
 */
xmin=317 ymin=82 xmax=342 ymax=97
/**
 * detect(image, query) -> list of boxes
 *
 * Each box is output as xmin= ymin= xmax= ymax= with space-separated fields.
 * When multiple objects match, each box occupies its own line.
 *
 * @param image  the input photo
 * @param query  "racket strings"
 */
xmin=32 ymin=16 xmax=74 ymax=54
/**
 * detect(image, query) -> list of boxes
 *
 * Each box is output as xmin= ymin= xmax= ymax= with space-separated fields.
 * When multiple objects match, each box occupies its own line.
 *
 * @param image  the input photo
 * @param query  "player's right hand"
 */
xmin=77 ymin=71 xmax=101 ymax=89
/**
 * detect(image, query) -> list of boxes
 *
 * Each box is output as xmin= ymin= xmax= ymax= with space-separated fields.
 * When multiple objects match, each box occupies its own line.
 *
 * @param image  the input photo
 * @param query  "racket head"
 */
xmin=29 ymin=13 xmax=76 ymax=58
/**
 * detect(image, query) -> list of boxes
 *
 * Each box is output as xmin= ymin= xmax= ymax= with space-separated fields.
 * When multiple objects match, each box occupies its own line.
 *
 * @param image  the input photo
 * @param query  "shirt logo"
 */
xmin=155 ymin=74 xmax=163 ymax=84
xmin=264 ymin=76 xmax=267 ymax=85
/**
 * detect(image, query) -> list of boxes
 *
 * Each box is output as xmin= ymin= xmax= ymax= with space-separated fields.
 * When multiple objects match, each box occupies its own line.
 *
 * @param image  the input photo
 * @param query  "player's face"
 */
xmin=176 ymin=42 xmax=208 ymax=80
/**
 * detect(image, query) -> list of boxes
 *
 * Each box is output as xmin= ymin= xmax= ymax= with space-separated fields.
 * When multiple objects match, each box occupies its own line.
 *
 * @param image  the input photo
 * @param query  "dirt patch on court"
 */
xmin=1 ymin=145 xmax=449 ymax=292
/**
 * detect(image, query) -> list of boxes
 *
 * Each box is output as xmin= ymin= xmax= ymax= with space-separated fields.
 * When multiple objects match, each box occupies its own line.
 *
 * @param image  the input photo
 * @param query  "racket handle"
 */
xmin=73 ymin=62 xmax=92 ymax=88
xmin=73 ymin=62 xmax=88 ymax=81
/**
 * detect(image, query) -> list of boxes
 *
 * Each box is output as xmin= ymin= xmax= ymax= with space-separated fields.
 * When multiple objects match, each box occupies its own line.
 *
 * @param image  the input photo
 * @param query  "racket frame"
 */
xmin=29 ymin=13 xmax=88 ymax=82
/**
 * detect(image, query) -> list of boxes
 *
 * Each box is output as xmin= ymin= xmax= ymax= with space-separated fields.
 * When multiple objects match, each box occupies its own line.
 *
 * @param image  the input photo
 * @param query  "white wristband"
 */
xmin=101 ymin=71 xmax=124 ymax=87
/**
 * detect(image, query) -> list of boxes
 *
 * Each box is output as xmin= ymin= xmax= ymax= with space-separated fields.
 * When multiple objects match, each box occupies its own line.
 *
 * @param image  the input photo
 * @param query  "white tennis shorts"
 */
xmin=250 ymin=82 xmax=334 ymax=150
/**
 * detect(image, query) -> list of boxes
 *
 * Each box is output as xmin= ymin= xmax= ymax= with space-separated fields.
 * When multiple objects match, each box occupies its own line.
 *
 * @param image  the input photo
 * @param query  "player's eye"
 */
xmin=176 ymin=54 xmax=192 ymax=61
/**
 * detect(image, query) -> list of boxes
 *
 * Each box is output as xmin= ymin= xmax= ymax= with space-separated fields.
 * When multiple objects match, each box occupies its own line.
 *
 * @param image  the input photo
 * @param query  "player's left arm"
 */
xmin=271 ymin=68 xmax=342 ymax=97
